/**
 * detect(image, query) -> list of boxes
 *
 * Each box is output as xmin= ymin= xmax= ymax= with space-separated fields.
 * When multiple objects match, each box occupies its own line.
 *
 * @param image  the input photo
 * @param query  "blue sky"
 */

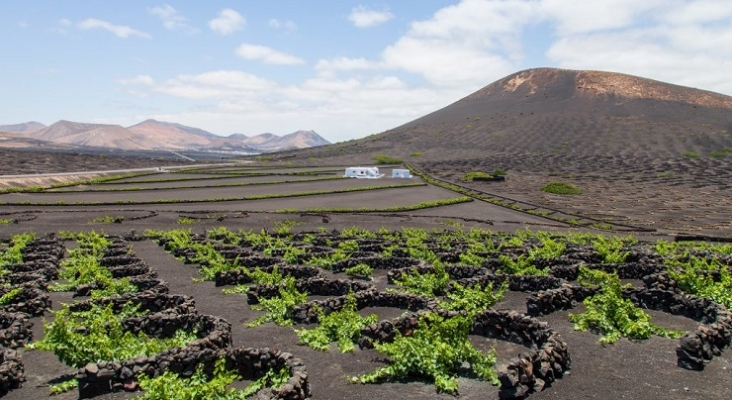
xmin=2 ymin=0 xmax=731 ymax=142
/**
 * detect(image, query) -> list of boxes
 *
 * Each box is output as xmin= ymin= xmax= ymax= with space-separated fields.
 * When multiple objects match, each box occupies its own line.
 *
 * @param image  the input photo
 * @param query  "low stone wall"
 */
xmin=3 ymin=261 xmax=59 ymax=282
xmin=359 ymin=312 xmax=422 ymax=346
xmin=215 ymin=265 xmax=323 ymax=287
xmin=456 ymin=274 xmax=563 ymax=293
xmin=0 ymin=348 xmax=24 ymax=395
xmin=528 ymin=283 xmax=732 ymax=371
xmin=358 ymin=309 xmax=570 ymax=399
xmin=128 ymin=275 xmax=168 ymax=293
xmin=331 ymin=257 xmax=419 ymax=273
xmin=0 ymin=283 xmax=51 ymax=317
xmin=232 ymin=256 xmax=283 ymax=269
xmin=623 ymin=288 xmax=732 ymax=370
xmin=106 ymin=262 xmax=154 ymax=279
xmin=526 ymin=284 xmax=599 ymax=316
xmin=218 ymin=248 xmax=255 ymax=260
xmin=220 ymin=347 xmax=311 ymax=399
xmin=99 ymin=254 xmax=145 ymax=268
xmin=0 ymin=313 xmax=33 ymax=349
xmin=292 ymin=289 xmax=437 ymax=324
xmin=76 ymin=313 xmax=232 ymax=397
xmin=471 ymin=310 xmax=570 ymax=399
xmin=69 ymin=291 xmax=196 ymax=316
xmin=446 ymin=265 xmax=490 ymax=280
xmin=0 ymin=272 xmax=48 ymax=286
xmin=549 ymin=262 xmax=664 ymax=281
xmin=74 ymin=274 xmax=168 ymax=297
xmin=247 ymin=278 xmax=374 ymax=304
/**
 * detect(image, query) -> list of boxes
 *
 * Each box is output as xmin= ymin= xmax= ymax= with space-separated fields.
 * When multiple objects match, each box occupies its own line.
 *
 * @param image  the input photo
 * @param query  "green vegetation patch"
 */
xmin=462 ymin=171 xmax=495 ymax=182
xmin=371 ymin=154 xmax=403 ymax=164
xmin=29 ymin=302 xmax=196 ymax=368
xmin=354 ymin=312 xmax=499 ymax=394
xmin=569 ymin=267 xmax=686 ymax=344
xmin=541 ymin=182 xmax=582 ymax=195
xmin=295 ymin=292 xmax=377 ymax=352
xmin=710 ymin=150 xmax=727 ymax=158
xmin=136 ymin=357 xmax=290 ymax=399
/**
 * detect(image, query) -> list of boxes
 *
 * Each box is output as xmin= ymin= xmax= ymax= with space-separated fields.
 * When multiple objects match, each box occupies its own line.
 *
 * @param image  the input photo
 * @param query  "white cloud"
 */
xmin=209 ymin=9 xmax=245 ymax=35
xmin=117 ymin=75 xmax=155 ymax=86
xmin=538 ymin=0 xmax=665 ymax=35
xmin=348 ymin=5 xmax=394 ymax=28
xmin=378 ymin=0 xmax=535 ymax=88
xmin=314 ymin=57 xmax=381 ymax=75
xmin=659 ymin=0 xmax=732 ymax=25
xmin=18 ymin=21 xmax=29 ymax=28
xmin=269 ymin=18 xmax=297 ymax=31
xmin=154 ymin=70 xmax=277 ymax=99
xmin=77 ymin=18 xmax=151 ymax=39
xmin=116 ymin=68 xmax=451 ymax=140
xmin=112 ymin=0 xmax=732 ymax=142
xmin=235 ymin=44 xmax=305 ymax=65
xmin=149 ymin=4 xmax=194 ymax=32
xmin=546 ymin=26 xmax=732 ymax=95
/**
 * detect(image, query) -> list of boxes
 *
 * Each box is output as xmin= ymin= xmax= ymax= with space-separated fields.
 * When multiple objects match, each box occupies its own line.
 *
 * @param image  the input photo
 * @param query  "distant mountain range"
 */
xmin=0 ymin=119 xmax=330 ymax=153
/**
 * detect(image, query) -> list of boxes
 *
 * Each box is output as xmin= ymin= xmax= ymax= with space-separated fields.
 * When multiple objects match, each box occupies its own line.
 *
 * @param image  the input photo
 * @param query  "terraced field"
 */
xmin=1 ymin=163 xmax=731 ymax=400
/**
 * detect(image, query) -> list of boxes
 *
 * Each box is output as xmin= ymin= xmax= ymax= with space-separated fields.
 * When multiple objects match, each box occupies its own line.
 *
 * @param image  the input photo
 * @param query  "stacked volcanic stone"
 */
xmin=387 ymin=265 xmax=436 ymax=283
xmin=445 ymin=265 xmax=490 ymax=280
xmin=0 ymin=313 xmax=33 ymax=349
xmin=331 ymin=256 xmax=419 ymax=273
xmin=68 ymin=291 xmax=196 ymax=316
xmin=456 ymin=274 xmax=563 ymax=293
xmin=222 ymin=347 xmax=311 ymax=399
xmin=623 ymin=287 xmax=732 ymax=370
xmin=0 ymin=282 xmax=51 ymax=317
xmin=526 ymin=283 xmax=600 ymax=316
xmin=2 ymin=235 xmax=64 ymax=286
xmin=292 ymin=290 xmax=438 ymax=324
xmin=359 ymin=312 xmax=423 ymax=346
xmin=550 ymin=262 xmax=664 ymax=282
xmin=76 ymin=313 xmax=232 ymax=397
xmin=0 ymin=348 xmax=24 ymax=396
xmin=528 ymin=280 xmax=732 ymax=371
xmin=357 ymin=308 xmax=570 ymax=398
xmin=75 ymin=240 xmax=168 ymax=296
xmin=247 ymin=278 xmax=374 ymax=304
xmin=470 ymin=310 xmax=570 ymax=399
xmin=215 ymin=265 xmax=323 ymax=287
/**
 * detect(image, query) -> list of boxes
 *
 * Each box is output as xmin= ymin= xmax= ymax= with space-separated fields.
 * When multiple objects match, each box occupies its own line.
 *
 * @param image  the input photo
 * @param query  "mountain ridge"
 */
xmin=1 ymin=118 xmax=330 ymax=153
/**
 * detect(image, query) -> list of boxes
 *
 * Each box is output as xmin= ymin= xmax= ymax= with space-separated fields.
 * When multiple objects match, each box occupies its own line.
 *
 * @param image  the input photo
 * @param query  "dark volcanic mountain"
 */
xmin=286 ymin=68 xmax=732 ymax=236
xmin=295 ymin=68 xmax=732 ymax=163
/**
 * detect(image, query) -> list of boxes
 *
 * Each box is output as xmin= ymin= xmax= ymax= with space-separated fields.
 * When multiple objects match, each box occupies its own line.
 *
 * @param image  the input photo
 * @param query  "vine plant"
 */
xmin=569 ymin=267 xmax=686 ymax=344
xmin=355 ymin=312 xmax=499 ymax=394
xmin=295 ymin=292 xmax=377 ymax=352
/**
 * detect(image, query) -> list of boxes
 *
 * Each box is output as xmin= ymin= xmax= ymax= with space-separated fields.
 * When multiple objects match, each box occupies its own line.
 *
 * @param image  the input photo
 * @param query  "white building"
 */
xmin=391 ymin=169 xmax=412 ymax=178
xmin=344 ymin=167 xmax=384 ymax=179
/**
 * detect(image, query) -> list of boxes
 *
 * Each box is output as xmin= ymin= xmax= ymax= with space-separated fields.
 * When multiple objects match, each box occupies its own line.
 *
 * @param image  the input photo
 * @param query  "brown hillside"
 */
xmin=280 ymin=68 xmax=732 ymax=235
xmin=292 ymin=68 xmax=732 ymax=163
xmin=127 ymin=119 xmax=213 ymax=150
